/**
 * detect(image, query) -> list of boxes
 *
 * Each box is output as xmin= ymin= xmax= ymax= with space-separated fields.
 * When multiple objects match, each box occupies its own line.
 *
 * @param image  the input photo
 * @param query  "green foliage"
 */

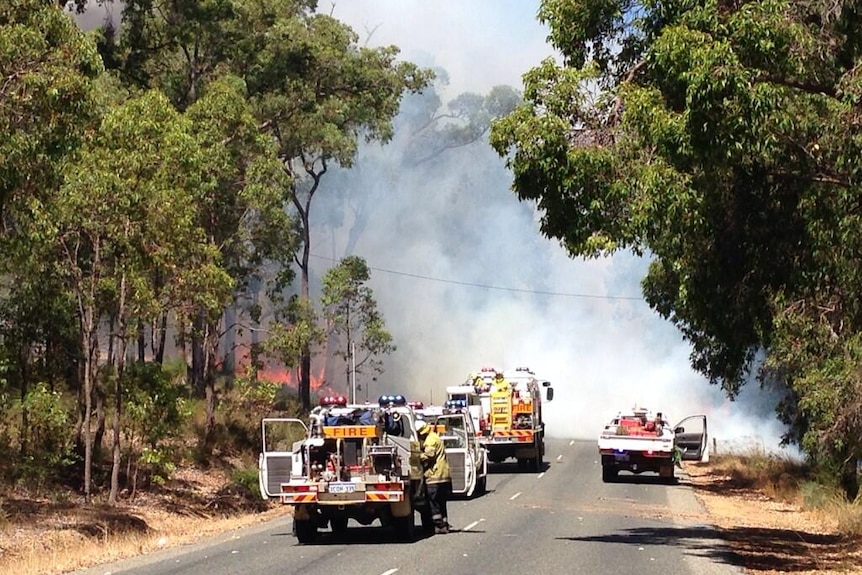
xmin=220 ymin=370 xmax=281 ymax=452
xmin=139 ymin=446 xmax=177 ymax=486
xmin=321 ymin=256 xmax=395 ymax=390
xmin=263 ymin=296 xmax=325 ymax=371
xmin=0 ymin=0 xmax=102 ymax=214
xmin=17 ymin=382 xmax=76 ymax=488
xmin=235 ymin=373 xmax=280 ymax=411
xmin=492 ymin=0 xmax=862 ymax=496
xmin=231 ymin=466 xmax=261 ymax=499
xmin=801 ymin=480 xmax=844 ymax=510
xmin=123 ymin=362 xmax=191 ymax=451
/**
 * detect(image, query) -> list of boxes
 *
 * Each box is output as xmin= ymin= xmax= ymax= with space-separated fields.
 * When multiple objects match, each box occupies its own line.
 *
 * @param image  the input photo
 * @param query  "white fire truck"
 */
xmin=258 ymin=394 xmax=433 ymax=543
xmin=448 ymin=367 xmax=554 ymax=472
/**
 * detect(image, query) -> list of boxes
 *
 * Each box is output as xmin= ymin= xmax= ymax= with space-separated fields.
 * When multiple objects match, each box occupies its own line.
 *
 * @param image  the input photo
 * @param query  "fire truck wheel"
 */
xmin=329 ymin=516 xmax=348 ymax=535
xmin=294 ymin=519 xmax=318 ymax=544
xmin=601 ymin=466 xmax=618 ymax=483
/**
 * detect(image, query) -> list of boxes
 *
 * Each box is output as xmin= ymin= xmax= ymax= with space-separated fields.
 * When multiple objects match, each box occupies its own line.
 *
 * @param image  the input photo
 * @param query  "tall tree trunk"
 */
xmin=93 ymin=383 xmax=105 ymax=455
xmin=81 ymin=317 xmax=97 ymax=502
xmin=841 ymin=456 xmax=859 ymax=501
xmin=203 ymin=318 xmax=220 ymax=452
xmin=299 ymin=229 xmax=312 ymax=410
xmin=109 ymin=271 xmax=127 ymax=505
xmin=137 ymin=319 xmax=145 ymax=363
xmin=155 ymin=312 xmax=167 ymax=365
xmin=292 ymin=169 xmax=321 ymax=412
xmin=191 ymin=313 xmax=206 ymax=397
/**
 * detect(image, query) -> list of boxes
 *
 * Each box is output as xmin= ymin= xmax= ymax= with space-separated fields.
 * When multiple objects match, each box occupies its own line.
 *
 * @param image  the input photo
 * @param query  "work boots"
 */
xmin=434 ymin=521 xmax=449 ymax=534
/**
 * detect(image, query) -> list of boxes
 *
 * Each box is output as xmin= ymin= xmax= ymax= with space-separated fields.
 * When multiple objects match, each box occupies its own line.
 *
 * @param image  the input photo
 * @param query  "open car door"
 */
xmin=436 ymin=413 xmax=476 ymax=497
xmin=673 ymin=415 xmax=709 ymax=462
xmin=258 ymin=418 xmax=308 ymax=499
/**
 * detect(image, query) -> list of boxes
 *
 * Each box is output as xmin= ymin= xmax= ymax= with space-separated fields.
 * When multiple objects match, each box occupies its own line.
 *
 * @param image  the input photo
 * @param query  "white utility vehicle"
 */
xmin=597 ymin=406 xmax=708 ymax=483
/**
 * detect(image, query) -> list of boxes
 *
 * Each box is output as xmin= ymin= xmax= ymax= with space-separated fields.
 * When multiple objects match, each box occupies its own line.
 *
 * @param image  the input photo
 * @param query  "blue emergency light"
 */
xmin=378 ymin=394 xmax=407 ymax=406
xmin=445 ymin=399 xmax=467 ymax=409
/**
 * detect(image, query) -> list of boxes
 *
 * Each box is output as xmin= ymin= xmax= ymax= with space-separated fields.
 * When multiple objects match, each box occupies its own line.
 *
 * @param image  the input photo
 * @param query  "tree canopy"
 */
xmin=490 ymin=0 xmax=862 ymax=496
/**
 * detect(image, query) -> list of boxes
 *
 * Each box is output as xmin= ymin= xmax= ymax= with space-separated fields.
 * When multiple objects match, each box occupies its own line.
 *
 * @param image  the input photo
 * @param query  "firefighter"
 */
xmin=471 ymin=374 xmax=484 ymax=391
xmin=415 ymin=419 xmax=452 ymax=534
xmin=492 ymin=371 xmax=510 ymax=393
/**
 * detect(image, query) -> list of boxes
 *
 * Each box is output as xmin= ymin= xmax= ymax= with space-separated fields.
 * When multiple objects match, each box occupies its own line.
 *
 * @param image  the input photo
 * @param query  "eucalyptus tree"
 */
xmin=183 ymin=75 xmax=294 ymax=444
xmin=231 ymin=0 xmax=431 ymax=409
xmin=321 ymin=256 xmax=394 ymax=401
xmin=0 ymin=0 xmax=101 ymax=482
xmin=490 ymin=0 xmax=862 ymax=497
xmin=53 ymin=89 xmax=231 ymax=501
xmin=100 ymin=1 xmax=298 ymax=429
xmin=91 ymin=0 xmax=430 ymax=411
xmin=0 ymin=0 xmax=102 ymax=217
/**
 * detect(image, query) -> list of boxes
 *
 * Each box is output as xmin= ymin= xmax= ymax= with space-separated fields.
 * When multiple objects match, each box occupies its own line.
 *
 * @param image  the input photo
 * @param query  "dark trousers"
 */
xmin=426 ymin=480 xmax=451 ymax=527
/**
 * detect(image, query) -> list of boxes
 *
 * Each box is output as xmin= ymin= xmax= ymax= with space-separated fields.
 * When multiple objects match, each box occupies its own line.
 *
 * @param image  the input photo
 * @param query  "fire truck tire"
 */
xmin=329 ymin=516 xmax=348 ymax=535
xmin=294 ymin=519 xmax=318 ymax=544
xmin=659 ymin=465 xmax=677 ymax=484
xmin=601 ymin=465 xmax=618 ymax=483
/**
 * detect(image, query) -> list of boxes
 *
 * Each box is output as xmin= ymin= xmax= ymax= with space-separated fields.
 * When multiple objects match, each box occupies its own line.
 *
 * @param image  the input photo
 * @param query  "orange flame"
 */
xmin=234 ymin=352 xmax=330 ymax=395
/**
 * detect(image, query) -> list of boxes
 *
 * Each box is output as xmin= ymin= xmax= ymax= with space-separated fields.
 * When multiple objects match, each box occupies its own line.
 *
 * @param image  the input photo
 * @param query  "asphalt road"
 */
xmin=74 ymin=438 xmax=742 ymax=575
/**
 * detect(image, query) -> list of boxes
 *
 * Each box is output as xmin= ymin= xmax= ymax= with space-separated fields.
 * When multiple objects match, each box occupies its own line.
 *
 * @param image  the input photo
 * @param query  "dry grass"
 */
xmin=0 ymin=465 xmax=291 ymax=575
xmin=687 ymin=451 xmax=862 ymax=574
xmin=700 ymin=446 xmax=809 ymax=504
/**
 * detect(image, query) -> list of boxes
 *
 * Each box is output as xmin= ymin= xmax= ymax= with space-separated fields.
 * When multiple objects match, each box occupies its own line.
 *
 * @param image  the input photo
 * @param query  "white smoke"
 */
xmin=318 ymin=0 xmax=791 ymax=452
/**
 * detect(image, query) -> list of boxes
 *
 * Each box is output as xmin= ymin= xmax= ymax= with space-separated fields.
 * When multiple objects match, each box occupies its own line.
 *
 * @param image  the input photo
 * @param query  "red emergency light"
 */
xmin=319 ymin=395 xmax=348 ymax=407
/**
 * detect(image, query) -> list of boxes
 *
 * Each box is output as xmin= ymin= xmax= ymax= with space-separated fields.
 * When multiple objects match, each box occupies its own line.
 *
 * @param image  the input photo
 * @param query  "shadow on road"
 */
xmin=488 ymin=460 xmax=551 ymax=474
xmin=557 ymin=524 xmax=861 ymax=572
xmin=273 ymin=524 xmax=445 ymax=546
xmin=603 ymin=474 xmax=679 ymax=486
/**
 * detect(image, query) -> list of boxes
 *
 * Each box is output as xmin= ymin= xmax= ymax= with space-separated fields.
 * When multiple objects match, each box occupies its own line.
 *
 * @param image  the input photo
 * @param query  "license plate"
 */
xmin=328 ymin=483 xmax=356 ymax=494
xmin=614 ymin=454 xmax=629 ymax=462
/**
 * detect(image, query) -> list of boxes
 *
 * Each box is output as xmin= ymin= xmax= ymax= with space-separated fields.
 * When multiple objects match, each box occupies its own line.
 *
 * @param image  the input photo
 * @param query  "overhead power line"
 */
xmin=310 ymin=253 xmax=643 ymax=301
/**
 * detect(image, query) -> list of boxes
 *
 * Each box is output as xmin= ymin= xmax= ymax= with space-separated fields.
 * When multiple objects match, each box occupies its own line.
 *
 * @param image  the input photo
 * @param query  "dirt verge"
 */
xmin=686 ymin=462 xmax=862 ymax=575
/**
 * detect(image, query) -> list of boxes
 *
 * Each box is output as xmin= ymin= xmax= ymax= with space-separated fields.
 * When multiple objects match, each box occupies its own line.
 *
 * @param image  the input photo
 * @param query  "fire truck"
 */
xmin=448 ymin=367 xmax=554 ymax=472
xmin=257 ymin=394 xmax=433 ymax=543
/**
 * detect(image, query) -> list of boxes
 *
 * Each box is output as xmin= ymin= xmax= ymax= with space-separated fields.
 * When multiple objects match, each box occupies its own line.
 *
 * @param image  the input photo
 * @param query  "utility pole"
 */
xmin=351 ymin=340 xmax=356 ymax=404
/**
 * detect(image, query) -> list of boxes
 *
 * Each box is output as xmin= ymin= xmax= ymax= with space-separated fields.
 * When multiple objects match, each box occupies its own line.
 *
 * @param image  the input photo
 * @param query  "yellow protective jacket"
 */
xmin=419 ymin=431 xmax=451 ymax=484
xmin=493 ymin=377 xmax=511 ymax=393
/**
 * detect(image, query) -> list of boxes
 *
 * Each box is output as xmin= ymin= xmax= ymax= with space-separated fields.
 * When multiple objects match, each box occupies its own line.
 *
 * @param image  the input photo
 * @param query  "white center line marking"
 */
xmin=380 ymin=569 xmax=399 ymax=575
xmin=569 ymin=440 xmax=575 ymax=445
xmin=537 ymin=472 xmax=545 ymax=479
xmin=463 ymin=520 xmax=481 ymax=531
xmin=556 ymin=454 xmax=563 ymax=462
xmin=510 ymin=491 xmax=522 ymax=501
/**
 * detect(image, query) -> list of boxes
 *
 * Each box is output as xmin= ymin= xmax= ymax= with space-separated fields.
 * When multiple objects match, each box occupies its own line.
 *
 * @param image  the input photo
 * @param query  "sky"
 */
xmin=70 ymin=0 xmax=792 ymax=453
xmin=324 ymin=0 xmax=554 ymax=98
